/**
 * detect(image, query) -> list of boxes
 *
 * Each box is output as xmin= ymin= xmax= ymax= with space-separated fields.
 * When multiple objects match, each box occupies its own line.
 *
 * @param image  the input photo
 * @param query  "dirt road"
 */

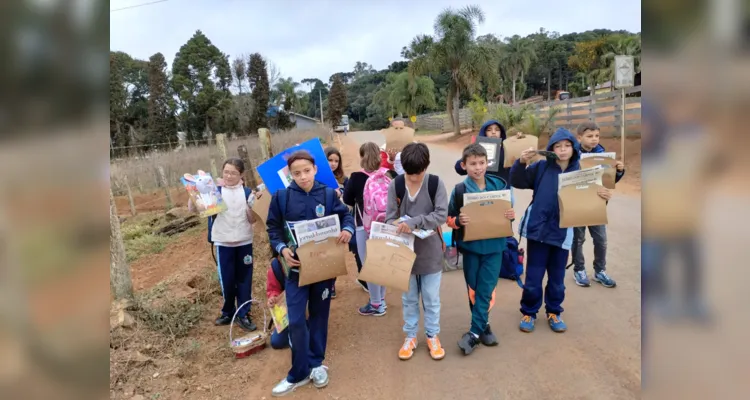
xmin=320 ymin=130 xmax=642 ymax=399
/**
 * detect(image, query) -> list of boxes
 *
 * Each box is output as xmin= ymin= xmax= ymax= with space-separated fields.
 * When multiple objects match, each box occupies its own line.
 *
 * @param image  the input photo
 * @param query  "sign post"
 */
xmin=614 ymin=55 xmax=634 ymax=165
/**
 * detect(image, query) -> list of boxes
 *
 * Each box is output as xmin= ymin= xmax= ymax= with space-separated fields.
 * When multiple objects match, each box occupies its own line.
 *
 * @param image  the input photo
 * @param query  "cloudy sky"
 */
xmin=111 ymin=0 xmax=641 ymax=87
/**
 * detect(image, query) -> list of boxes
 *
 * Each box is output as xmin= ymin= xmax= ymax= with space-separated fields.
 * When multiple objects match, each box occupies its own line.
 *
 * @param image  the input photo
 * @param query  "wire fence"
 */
xmin=110 ymin=128 xmax=329 ymax=214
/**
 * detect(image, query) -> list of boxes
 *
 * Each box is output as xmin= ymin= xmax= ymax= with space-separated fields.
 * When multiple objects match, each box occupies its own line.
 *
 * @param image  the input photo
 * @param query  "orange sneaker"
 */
xmin=426 ymin=335 xmax=445 ymax=360
xmin=398 ymin=337 xmax=417 ymax=360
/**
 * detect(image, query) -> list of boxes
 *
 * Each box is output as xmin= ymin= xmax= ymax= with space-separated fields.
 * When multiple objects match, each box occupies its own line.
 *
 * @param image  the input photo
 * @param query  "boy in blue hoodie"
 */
xmin=570 ymin=122 xmax=624 ymax=288
xmin=510 ymin=128 xmax=612 ymax=333
xmin=448 ymin=143 xmax=515 ymax=355
xmin=266 ymin=150 xmax=355 ymax=397
xmin=454 ymin=120 xmax=510 ymax=183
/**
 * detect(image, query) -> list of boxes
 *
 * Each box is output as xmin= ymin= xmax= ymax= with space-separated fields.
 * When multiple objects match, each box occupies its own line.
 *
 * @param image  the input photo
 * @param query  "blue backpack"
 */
xmin=501 ymin=237 xmax=524 ymax=288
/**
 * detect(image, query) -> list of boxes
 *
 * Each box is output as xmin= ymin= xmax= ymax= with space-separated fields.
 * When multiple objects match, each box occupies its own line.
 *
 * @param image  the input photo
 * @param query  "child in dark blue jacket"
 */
xmin=454 ymin=120 xmax=510 ymax=183
xmin=448 ymin=143 xmax=515 ymax=355
xmin=571 ymin=122 xmax=625 ymax=288
xmin=266 ymin=150 xmax=355 ymax=397
xmin=510 ymin=128 xmax=612 ymax=333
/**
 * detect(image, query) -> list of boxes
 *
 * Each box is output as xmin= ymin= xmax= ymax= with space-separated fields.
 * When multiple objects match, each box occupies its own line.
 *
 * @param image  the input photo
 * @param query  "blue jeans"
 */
xmin=402 ymin=272 xmax=442 ymax=338
xmin=572 ymin=225 xmax=607 ymax=272
xmin=520 ymin=239 xmax=568 ymax=317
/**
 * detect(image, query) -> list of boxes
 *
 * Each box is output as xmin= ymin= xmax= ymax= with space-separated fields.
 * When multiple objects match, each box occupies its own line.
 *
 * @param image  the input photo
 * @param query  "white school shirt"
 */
xmin=394 ymin=152 xmax=405 ymax=175
xmin=211 ymin=185 xmax=254 ymax=247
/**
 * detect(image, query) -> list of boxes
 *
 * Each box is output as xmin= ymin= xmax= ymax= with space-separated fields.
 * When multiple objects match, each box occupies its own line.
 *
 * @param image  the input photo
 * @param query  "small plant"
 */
xmin=521 ymin=106 xmax=562 ymax=137
xmin=493 ymin=103 xmax=531 ymax=133
xmin=466 ymin=94 xmax=488 ymax=129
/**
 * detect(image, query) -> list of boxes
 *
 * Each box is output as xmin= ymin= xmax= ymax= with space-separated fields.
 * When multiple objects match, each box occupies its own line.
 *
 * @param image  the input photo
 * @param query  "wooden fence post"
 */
xmin=258 ymin=128 xmax=274 ymax=160
xmin=216 ymin=133 xmax=228 ymax=162
xmin=210 ymin=158 xmax=219 ymax=179
xmin=237 ymin=145 xmax=259 ymax=189
xmin=158 ymin=166 xmax=173 ymax=209
xmin=123 ymin=174 xmax=137 ymax=216
xmin=110 ymin=188 xmax=133 ymax=300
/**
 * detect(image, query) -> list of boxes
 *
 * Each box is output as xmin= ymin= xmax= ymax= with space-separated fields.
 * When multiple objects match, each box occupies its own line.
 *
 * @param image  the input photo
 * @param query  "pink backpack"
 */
xmin=362 ymin=168 xmax=392 ymax=234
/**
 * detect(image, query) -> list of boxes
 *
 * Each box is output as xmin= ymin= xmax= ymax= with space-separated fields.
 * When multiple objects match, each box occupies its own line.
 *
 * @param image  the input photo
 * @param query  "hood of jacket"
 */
xmin=478 ymin=120 xmax=507 ymax=140
xmin=546 ymin=128 xmax=581 ymax=164
xmin=463 ymin=173 xmax=508 ymax=193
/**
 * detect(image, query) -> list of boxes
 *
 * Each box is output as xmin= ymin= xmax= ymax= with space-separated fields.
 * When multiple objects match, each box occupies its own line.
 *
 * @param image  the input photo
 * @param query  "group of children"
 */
xmin=198 ymin=120 xmax=625 ymax=397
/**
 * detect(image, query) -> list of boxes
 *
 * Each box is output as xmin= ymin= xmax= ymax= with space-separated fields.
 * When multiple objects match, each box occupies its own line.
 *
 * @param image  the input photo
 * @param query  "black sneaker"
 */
xmin=479 ymin=324 xmax=499 ymax=346
xmin=237 ymin=316 xmax=257 ymax=331
xmin=457 ymin=332 xmax=481 ymax=355
xmin=331 ymin=287 xmax=337 ymax=299
xmin=358 ymin=280 xmax=369 ymax=293
xmin=214 ymin=315 xmax=232 ymax=326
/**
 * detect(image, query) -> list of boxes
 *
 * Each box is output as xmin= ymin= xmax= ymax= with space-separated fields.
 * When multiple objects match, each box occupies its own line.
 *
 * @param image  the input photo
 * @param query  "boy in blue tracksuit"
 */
xmin=510 ymin=128 xmax=612 ymax=333
xmin=570 ymin=122 xmax=625 ymax=288
xmin=454 ymin=119 xmax=511 ymax=182
xmin=266 ymin=150 xmax=355 ymax=397
xmin=448 ymin=143 xmax=515 ymax=355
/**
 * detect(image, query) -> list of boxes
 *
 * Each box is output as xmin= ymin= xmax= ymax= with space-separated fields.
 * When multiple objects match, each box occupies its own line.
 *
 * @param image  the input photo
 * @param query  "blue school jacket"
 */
xmin=510 ymin=128 xmax=581 ymax=250
xmin=454 ymin=120 xmax=510 ymax=183
xmin=580 ymin=143 xmax=625 ymax=183
xmin=266 ymin=181 xmax=355 ymax=257
xmin=448 ymin=174 xmax=509 ymax=255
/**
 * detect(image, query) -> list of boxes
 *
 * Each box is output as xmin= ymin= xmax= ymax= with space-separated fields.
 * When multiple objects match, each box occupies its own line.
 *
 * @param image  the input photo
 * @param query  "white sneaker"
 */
xmin=271 ymin=377 xmax=310 ymax=397
xmin=310 ymin=365 xmax=329 ymax=388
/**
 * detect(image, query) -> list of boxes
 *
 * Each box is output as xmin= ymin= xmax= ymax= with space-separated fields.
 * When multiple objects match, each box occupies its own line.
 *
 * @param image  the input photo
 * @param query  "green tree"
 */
xmin=275 ymin=77 xmax=300 ymax=112
xmin=171 ymin=30 xmax=232 ymax=142
xmin=406 ymin=5 xmax=499 ymax=136
xmin=387 ymin=72 xmax=436 ymax=118
xmin=110 ymin=53 xmax=127 ymax=151
xmin=501 ymin=35 xmax=537 ymax=103
xmin=147 ymin=52 xmax=176 ymax=148
xmin=326 ymin=74 xmax=348 ymax=127
xmin=247 ymin=53 xmax=270 ymax=133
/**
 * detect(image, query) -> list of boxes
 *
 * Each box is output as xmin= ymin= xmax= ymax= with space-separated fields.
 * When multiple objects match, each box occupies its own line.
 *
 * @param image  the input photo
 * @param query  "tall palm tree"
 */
xmin=388 ymin=72 xmax=437 ymax=117
xmin=501 ymin=35 xmax=537 ymax=104
xmin=275 ymin=77 xmax=300 ymax=110
xmin=406 ymin=5 xmax=499 ymax=136
xmin=598 ymin=35 xmax=641 ymax=90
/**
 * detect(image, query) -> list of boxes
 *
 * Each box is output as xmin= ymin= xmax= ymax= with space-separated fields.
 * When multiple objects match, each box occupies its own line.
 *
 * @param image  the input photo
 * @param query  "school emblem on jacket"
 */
xmin=315 ymin=204 xmax=325 ymax=218
xmin=322 ymin=288 xmax=329 ymax=300
xmin=243 ymin=255 xmax=253 ymax=265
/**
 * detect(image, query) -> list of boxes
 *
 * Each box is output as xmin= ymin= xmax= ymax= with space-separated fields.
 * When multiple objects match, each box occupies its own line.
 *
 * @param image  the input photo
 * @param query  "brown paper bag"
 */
xmin=558 ymin=184 xmax=608 ymax=228
xmin=502 ymin=134 xmax=539 ymax=168
xmin=642 ymin=178 xmax=700 ymax=238
xmin=381 ymin=126 xmax=415 ymax=151
xmin=358 ymin=239 xmax=416 ymax=292
xmin=460 ymin=200 xmax=514 ymax=241
xmin=251 ymin=189 xmax=272 ymax=227
xmin=580 ymin=157 xmax=617 ymax=189
xmin=296 ymin=238 xmax=348 ymax=286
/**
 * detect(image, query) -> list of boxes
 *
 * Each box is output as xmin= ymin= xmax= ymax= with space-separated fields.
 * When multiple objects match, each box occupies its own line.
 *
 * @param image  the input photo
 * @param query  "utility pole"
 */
xmin=319 ymin=89 xmax=324 ymax=124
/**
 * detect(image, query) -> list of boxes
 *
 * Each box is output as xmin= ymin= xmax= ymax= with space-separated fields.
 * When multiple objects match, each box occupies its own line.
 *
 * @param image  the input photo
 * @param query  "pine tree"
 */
xmin=247 ymin=53 xmax=270 ymax=133
xmin=147 ymin=52 xmax=176 ymax=148
xmin=326 ymin=74 xmax=347 ymax=127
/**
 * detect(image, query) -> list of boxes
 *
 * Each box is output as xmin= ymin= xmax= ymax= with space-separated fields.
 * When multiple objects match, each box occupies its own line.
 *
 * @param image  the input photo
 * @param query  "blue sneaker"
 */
xmin=593 ymin=271 xmax=616 ymax=288
xmin=573 ymin=270 xmax=590 ymax=287
xmin=519 ymin=315 xmax=536 ymax=332
xmin=547 ymin=313 xmax=567 ymax=332
xmin=358 ymin=303 xmax=386 ymax=317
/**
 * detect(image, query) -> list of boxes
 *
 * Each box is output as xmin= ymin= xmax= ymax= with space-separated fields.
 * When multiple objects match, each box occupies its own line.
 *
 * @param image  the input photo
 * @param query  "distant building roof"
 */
xmin=289 ymin=112 xmax=320 ymax=122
